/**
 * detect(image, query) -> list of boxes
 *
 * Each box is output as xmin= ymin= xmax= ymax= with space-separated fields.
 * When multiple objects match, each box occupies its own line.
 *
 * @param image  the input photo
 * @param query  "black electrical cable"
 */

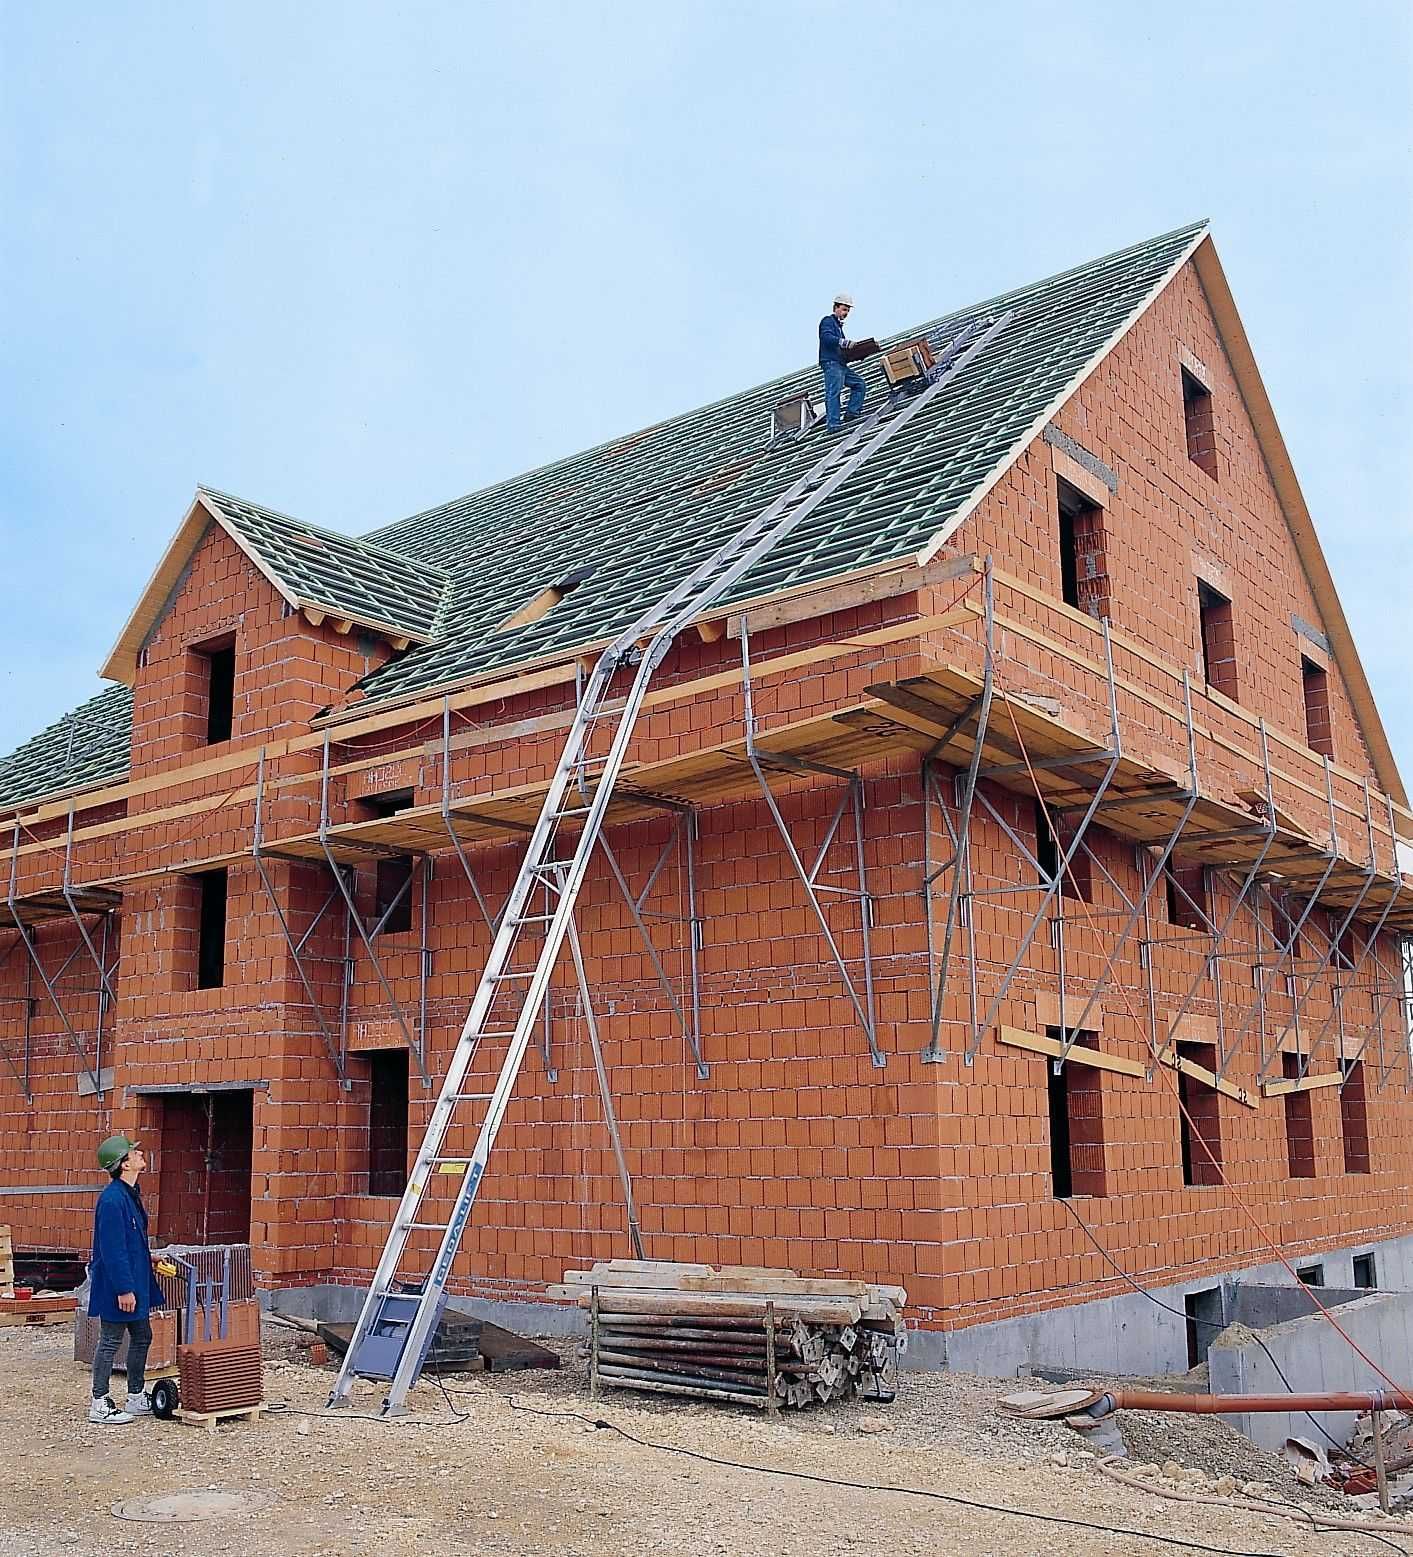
xmin=502 ymin=1398 xmax=1290 ymax=1557
xmin=1058 ymin=1198 xmax=1379 ymax=1472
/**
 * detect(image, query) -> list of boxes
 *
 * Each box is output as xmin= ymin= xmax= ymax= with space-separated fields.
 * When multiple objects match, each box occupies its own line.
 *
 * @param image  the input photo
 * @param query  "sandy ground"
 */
xmin=1 ymin=1318 xmax=1407 ymax=1557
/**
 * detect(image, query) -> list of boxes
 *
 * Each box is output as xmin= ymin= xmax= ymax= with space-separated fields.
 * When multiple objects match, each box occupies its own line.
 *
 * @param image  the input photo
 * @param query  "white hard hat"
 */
xmin=833 ymin=292 xmax=855 ymax=308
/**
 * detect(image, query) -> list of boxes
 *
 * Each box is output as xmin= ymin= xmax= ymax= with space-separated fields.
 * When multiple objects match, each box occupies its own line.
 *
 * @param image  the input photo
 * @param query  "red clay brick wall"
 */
xmin=1 ymin=259 xmax=1409 ymax=1344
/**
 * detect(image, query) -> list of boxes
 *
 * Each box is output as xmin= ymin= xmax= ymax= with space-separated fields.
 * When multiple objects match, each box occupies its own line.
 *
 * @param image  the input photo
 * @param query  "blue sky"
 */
xmin=1 ymin=1 xmax=1409 ymax=774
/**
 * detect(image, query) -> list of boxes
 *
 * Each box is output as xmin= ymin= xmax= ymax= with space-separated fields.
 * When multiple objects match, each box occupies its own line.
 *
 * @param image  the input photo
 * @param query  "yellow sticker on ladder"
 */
xmin=437 ymin=1162 xmax=468 ymax=1174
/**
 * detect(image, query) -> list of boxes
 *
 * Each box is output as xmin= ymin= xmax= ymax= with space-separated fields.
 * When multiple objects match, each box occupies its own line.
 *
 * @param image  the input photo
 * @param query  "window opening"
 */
xmin=195 ymin=868 xmax=228 ymax=990
xmin=366 ymin=1048 xmax=410 ymax=1197
xmin=1296 ymin=1263 xmax=1324 ymax=1286
xmin=1035 ymin=799 xmax=1090 ymax=901
xmin=1045 ymin=1031 xmax=1106 ymax=1198
xmin=1181 ymin=367 xmax=1217 ymax=479
xmin=1056 ymin=478 xmax=1110 ymax=619
xmin=1352 ymin=1252 xmax=1377 ymax=1289
xmin=194 ymin=640 xmax=235 ymax=744
xmin=375 ymin=856 xmax=415 ymax=935
xmin=1301 ymin=658 xmax=1333 ymax=758
xmin=1184 ymin=1286 xmax=1224 ymax=1369
xmin=1177 ymin=1040 xmax=1222 ymax=1186
xmin=1166 ymin=864 xmax=1208 ymax=929
xmin=1282 ymin=1053 xmax=1316 ymax=1178
xmin=1198 ymin=581 xmax=1238 ymax=701
xmin=1340 ymin=1058 xmax=1371 ymax=1174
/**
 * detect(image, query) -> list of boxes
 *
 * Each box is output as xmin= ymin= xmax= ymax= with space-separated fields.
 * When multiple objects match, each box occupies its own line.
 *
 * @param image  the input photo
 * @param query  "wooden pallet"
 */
xmin=0 ymin=1226 xmax=12 ymax=1301
xmin=173 ymin=1401 xmax=268 ymax=1432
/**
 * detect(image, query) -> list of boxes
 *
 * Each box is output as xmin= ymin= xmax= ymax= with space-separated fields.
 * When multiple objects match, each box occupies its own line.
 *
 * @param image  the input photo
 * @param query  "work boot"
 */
xmin=88 ymin=1395 xmax=133 ymax=1425
xmin=125 ymin=1391 xmax=153 ymax=1417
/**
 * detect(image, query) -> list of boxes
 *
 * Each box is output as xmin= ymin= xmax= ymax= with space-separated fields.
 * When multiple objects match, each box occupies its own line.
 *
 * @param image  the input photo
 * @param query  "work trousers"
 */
xmin=92 ymin=1317 xmax=152 ymax=1401
xmin=821 ymin=359 xmax=866 ymax=428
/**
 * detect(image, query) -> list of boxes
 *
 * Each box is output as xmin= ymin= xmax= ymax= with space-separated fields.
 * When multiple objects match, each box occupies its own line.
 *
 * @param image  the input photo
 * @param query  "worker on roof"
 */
xmin=818 ymin=293 xmax=866 ymax=432
xmin=86 ymin=1134 xmax=166 ymax=1424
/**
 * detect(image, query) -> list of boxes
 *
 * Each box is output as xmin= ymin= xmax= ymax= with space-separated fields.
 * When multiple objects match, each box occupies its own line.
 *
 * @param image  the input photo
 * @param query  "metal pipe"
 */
xmin=1102 ymin=1388 xmax=1413 ymax=1415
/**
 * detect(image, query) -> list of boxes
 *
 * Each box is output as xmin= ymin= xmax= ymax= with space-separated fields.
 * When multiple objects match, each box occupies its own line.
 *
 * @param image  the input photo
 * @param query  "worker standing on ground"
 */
xmin=87 ymin=1135 xmax=165 ymax=1424
xmin=818 ymin=293 xmax=866 ymax=431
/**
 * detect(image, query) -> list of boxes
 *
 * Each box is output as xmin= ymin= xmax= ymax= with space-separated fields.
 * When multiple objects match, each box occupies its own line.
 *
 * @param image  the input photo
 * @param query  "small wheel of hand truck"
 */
xmin=150 ymin=1376 xmax=180 ymax=1419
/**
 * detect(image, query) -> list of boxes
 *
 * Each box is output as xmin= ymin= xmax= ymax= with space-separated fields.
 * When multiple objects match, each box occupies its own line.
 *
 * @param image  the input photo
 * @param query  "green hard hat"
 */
xmin=97 ymin=1134 xmax=138 ymax=1172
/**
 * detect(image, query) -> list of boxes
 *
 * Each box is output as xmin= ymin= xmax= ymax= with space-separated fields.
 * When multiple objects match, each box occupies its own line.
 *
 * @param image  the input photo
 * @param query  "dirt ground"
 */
xmin=2 ymin=1318 xmax=1408 ymax=1557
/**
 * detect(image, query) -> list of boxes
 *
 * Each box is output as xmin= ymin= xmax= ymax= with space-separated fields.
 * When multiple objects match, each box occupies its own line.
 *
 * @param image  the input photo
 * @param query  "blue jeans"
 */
xmin=92 ymin=1316 xmax=152 ymax=1400
xmin=821 ymin=360 xmax=866 ymax=429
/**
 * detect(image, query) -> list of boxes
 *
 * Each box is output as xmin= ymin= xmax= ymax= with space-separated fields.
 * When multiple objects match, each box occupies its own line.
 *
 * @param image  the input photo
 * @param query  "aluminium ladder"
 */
xmin=328 ymin=307 xmax=1013 ymax=1415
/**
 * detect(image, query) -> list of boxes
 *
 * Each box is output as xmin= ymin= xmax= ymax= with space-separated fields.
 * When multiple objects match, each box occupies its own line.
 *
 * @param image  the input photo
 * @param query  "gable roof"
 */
xmin=352 ymin=220 xmax=1210 ymax=710
xmin=6 ymin=219 xmax=1403 ymax=820
xmin=0 ymin=685 xmax=132 ymax=813
xmin=100 ymin=489 xmax=451 ymax=684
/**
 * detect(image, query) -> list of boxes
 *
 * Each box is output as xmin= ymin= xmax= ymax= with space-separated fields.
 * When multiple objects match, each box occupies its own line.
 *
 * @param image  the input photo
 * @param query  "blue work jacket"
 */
xmin=819 ymin=313 xmax=846 ymax=365
xmin=88 ymin=1178 xmax=165 ymax=1322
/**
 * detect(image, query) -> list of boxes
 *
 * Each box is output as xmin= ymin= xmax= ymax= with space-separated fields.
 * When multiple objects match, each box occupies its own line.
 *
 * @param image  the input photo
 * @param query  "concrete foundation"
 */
xmin=1210 ymin=1289 xmax=1413 ymax=1450
xmin=269 ymin=1230 xmax=1413 ymax=1388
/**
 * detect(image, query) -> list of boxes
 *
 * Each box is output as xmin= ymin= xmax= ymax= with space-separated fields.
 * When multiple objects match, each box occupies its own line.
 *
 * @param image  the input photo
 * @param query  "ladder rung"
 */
xmin=450 ymin=1091 xmax=495 ymax=1101
xmin=401 ymin=1221 xmax=452 ymax=1233
xmin=490 ymin=969 xmax=538 ymax=981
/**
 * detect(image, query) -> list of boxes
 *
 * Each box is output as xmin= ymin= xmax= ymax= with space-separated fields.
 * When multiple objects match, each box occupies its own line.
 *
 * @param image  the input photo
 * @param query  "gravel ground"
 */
xmin=1 ymin=1317 xmax=1407 ymax=1557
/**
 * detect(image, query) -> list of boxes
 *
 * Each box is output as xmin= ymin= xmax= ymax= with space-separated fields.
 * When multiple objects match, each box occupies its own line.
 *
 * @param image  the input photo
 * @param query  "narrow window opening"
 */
xmin=498 ymin=568 xmax=592 ymax=633
xmin=1353 ymin=1252 xmax=1377 ymax=1289
xmin=1181 ymin=367 xmax=1217 ymax=480
xmin=375 ymin=856 xmax=415 ymax=935
xmin=1296 ymin=1263 xmax=1324 ymax=1286
xmin=195 ymin=868 xmax=228 ymax=990
xmin=1282 ymin=1052 xmax=1317 ymax=1178
xmin=1184 ymin=1286 xmax=1224 ymax=1369
xmin=1335 ymin=921 xmax=1360 ymax=970
xmin=1034 ymin=799 xmax=1090 ymax=901
xmin=1177 ymin=1041 xmax=1223 ymax=1186
xmin=366 ymin=1048 xmax=410 ymax=1197
xmin=1045 ymin=1031 xmax=1106 ymax=1198
xmin=357 ymin=787 xmax=414 ymax=822
xmin=195 ymin=640 xmax=235 ymax=744
xmin=1056 ymin=478 xmax=1110 ymax=619
xmin=1166 ymin=864 xmax=1208 ymax=929
xmin=1198 ymin=581 xmax=1238 ymax=701
xmin=1340 ymin=1058 xmax=1371 ymax=1174
xmin=1272 ymin=896 xmax=1304 ymax=960
xmin=1302 ymin=658 xmax=1333 ymax=758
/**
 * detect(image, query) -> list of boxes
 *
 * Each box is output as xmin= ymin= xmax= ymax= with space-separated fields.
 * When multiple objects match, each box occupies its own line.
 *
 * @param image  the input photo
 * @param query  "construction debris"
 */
xmin=551 ymin=1260 xmax=905 ymax=1411
xmin=317 ymin=1312 xmax=560 ymax=1376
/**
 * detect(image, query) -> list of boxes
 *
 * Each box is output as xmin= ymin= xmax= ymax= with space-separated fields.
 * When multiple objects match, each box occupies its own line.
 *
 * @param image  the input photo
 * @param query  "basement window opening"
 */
xmin=194 ymin=638 xmax=236 ymax=745
xmin=1165 ymin=864 xmax=1208 ymax=929
xmin=1181 ymin=367 xmax=1217 ymax=480
xmin=1301 ymin=658 xmax=1333 ymax=758
xmin=1296 ymin=1263 xmax=1324 ymax=1286
xmin=1034 ymin=799 xmax=1091 ymax=901
xmin=1353 ymin=1252 xmax=1377 ymax=1289
xmin=365 ymin=1048 xmax=410 ymax=1197
xmin=1045 ymin=1030 xmax=1106 ymax=1199
xmin=1197 ymin=581 xmax=1238 ymax=702
xmin=194 ymin=868 xmax=228 ymax=990
xmin=1340 ymin=1057 xmax=1371 ymax=1174
xmin=1184 ymin=1286 xmax=1224 ymax=1369
xmin=498 ymin=567 xmax=592 ymax=633
xmin=1281 ymin=1053 xmax=1317 ymax=1179
xmin=1056 ymin=477 xmax=1110 ymax=619
xmin=1177 ymin=1040 xmax=1223 ymax=1186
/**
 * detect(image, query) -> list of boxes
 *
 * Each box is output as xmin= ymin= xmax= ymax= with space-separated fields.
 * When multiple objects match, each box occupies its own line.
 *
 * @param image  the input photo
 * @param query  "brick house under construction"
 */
xmin=4 ymin=219 xmax=1411 ymax=1373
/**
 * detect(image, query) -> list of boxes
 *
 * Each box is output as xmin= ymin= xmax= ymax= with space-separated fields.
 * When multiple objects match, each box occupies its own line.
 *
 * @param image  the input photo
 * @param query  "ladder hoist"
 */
xmin=327 ymin=307 xmax=1013 ymax=1416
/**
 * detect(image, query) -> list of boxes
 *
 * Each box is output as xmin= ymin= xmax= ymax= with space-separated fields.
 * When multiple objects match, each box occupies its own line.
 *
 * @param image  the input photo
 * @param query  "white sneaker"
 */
xmin=125 ymin=1391 xmax=153 ymax=1417
xmin=88 ymin=1395 xmax=133 ymax=1425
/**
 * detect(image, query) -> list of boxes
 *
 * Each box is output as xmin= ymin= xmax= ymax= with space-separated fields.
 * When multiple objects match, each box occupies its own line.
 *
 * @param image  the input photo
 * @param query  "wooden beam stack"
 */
xmin=549 ymin=1261 xmax=905 ymax=1412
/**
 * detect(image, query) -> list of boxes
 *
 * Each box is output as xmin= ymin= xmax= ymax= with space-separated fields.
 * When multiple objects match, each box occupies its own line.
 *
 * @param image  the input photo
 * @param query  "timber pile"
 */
xmin=549 ymin=1261 xmax=905 ymax=1411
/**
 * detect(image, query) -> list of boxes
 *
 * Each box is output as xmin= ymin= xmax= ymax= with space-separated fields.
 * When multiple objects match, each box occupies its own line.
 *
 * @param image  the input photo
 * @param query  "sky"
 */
xmin=1 ymin=1 xmax=1410 ymax=774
